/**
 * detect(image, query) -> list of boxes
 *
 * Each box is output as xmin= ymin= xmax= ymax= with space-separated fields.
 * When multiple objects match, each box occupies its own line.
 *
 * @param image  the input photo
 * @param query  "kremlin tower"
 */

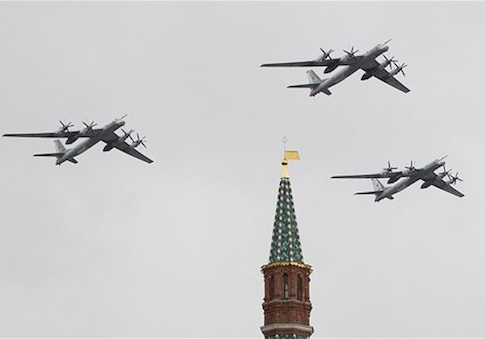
xmin=261 ymin=151 xmax=313 ymax=339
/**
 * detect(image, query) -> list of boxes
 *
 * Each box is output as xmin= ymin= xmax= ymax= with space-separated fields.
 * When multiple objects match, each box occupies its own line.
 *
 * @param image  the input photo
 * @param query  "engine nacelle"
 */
xmin=387 ymin=174 xmax=402 ymax=184
xmin=66 ymin=134 xmax=80 ymax=144
xmin=420 ymin=182 xmax=432 ymax=189
xmin=324 ymin=63 xmax=338 ymax=74
xmin=361 ymin=72 xmax=372 ymax=81
xmin=103 ymin=144 xmax=114 ymax=152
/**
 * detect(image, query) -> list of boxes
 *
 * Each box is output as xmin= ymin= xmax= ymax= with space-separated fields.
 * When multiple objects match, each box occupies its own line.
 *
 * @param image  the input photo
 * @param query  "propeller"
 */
xmin=383 ymin=161 xmax=397 ymax=173
xmin=59 ymin=120 xmax=74 ymax=133
xmin=318 ymin=47 xmax=334 ymax=61
xmin=343 ymin=46 xmax=359 ymax=58
xmin=447 ymin=172 xmax=463 ymax=185
xmin=383 ymin=55 xmax=397 ymax=69
xmin=82 ymin=121 xmax=97 ymax=132
xmin=438 ymin=165 xmax=451 ymax=179
xmin=405 ymin=161 xmax=416 ymax=171
xmin=395 ymin=62 xmax=407 ymax=76
xmin=131 ymin=133 xmax=147 ymax=148
xmin=121 ymin=128 xmax=134 ymax=139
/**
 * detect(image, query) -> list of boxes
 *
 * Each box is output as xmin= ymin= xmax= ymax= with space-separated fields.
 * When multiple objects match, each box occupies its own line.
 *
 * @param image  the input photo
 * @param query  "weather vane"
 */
xmin=280 ymin=137 xmax=300 ymax=178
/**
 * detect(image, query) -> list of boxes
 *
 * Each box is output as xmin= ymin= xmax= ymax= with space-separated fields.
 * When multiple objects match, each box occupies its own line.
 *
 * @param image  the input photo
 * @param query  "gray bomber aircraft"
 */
xmin=261 ymin=40 xmax=410 ymax=96
xmin=3 ymin=115 xmax=153 ymax=165
xmin=331 ymin=156 xmax=464 ymax=202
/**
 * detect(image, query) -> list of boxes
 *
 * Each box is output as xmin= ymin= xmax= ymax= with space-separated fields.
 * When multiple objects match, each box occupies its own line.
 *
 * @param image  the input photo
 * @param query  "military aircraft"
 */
xmin=261 ymin=40 xmax=410 ymax=96
xmin=3 ymin=115 xmax=153 ymax=165
xmin=331 ymin=156 xmax=464 ymax=202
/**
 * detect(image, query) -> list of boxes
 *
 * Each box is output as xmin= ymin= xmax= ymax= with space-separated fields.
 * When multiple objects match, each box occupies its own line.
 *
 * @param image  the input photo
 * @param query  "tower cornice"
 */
xmin=261 ymin=323 xmax=314 ymax=336
xmin=261 ymin=261 xmax=313 ymax=273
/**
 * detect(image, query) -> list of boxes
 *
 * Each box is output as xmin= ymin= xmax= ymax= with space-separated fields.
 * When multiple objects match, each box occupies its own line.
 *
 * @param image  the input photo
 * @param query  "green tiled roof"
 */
xmin=269 ymin=177 xmax=304 ymax=264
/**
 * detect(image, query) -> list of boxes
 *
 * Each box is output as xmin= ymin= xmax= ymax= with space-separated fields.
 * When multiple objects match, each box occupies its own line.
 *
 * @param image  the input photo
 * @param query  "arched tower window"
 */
xmin=297 ymin=274 xmax=303 ymax=301
xmin=269 ymin=275 xmax=275 ymax=300
xmin=282 ymin=273 xmax=289 ymax=299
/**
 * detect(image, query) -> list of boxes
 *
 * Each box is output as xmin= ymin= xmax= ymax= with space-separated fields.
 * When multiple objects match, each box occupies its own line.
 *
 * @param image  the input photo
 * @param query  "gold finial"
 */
xmin=281 ymin=137 xmax=300 ymax=178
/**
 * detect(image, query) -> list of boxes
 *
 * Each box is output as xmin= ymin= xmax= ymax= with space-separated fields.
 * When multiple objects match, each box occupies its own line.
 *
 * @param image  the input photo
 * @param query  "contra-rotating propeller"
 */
xmin=392 ymin=61 xmax=407 ymax=76
xmin=82 ymin=121 xmax=98 ymax=132
xmin=129 ymin=133 xmax=147 ymax=148
xmin=343 ymin=46 xmax=359 ymax=58
xmin=383 ymin=161 xmax=398 ymax=173
xmin=405 ymin=161 xmax=416 ymax=171
xmin=383 ymin=55 xmax=397 ymax=69
xmin=318 ymin=47 xmax=334 ymax=61
xmin=58 ymin=120 xmax=74 ymax=133
xmin=438 ymin=165 xmax=452 ymax=179
xmin=121 ymin=128 xmax=134 ymax=138
xmin=447 ymin=172 xmax=463 ymax=185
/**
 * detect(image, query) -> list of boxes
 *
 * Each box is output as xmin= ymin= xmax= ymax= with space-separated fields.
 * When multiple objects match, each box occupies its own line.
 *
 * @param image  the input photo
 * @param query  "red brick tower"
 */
xmin=261 ymin=153 xmax=313 ymax=339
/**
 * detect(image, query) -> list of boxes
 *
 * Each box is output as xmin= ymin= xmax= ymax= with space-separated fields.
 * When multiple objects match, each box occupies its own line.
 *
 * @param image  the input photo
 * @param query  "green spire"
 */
xmin=268 ymin=176 xmax=304 ymax=264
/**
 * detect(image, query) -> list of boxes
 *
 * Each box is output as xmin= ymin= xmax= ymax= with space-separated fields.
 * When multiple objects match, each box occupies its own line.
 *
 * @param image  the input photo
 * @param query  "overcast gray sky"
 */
xmin=1 ymin=1 xmax=484 ymax=337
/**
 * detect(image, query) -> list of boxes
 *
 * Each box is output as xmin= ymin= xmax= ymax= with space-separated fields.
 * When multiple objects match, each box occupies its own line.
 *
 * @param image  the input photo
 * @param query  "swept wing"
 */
xmin=101 ymin=131 xmax=153 ymax=164
xmin=261 ymin=58 xmax=359 ymax=67
xmin=360 ymin=59 xmax=410 ymax=93
xmin=3 ymin=129 xmax=101 ymax=139
xmin=426 ymin=176 xmax=465 ymax=198
xmin=332 ymin=171 xmax=403 ymax=179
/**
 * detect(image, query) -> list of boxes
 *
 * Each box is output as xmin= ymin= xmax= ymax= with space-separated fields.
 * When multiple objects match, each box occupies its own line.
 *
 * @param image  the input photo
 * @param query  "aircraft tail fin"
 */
xmin=287 ymin=70 xmax=327 ymax=93
xmin=307 ymin=70 xmax=322 ymax=84
xmin=33 ymin=140 xmax=76 ymax=165
xmin=372 ymin=178 xmax=385 ymax=192
xmin=54 ymin=140 xmax=66 ymax=153
xmin=354 ymin=179 xmax=393 ymax=201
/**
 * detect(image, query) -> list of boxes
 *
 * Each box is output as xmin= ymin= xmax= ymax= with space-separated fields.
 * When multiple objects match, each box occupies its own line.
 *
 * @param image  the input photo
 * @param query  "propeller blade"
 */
xmin=405 ymin=160 xmax=415 ymax=171
xmin=383 ymin=160 xmax=397 ymax=172
xmin=59 ymin=121 xmax=74 ymax=132
xmin=82 ymin=121 xmax=97 ymax=130
xmin=319 ymin=48 xmax=334 ymax=61
xmin=383 ymin=55 xmax=397 ymax=69
xmin=343 ymin=46 xmax=359 ymax=57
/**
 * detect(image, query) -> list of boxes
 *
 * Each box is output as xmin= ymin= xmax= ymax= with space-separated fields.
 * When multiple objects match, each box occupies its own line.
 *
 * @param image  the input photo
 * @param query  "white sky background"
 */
xmin=0 ymin=1 xmax=484 ymax=337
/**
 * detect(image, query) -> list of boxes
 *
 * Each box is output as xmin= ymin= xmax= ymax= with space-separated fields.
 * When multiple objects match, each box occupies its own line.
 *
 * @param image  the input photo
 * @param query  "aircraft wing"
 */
xmin=332 ymin=171 xmax=403 ymax=179
xmin=360 ymin=60 xmax=410 ymax=93
xmin=262 ymin=60 xmax=342 ymax=67
xmin=101 ymin=132 xmax=153 ymax=164
xmin=428 ymin=178 xmax=465 ymax=198
xmin=3 ymin=129 xmax=101 ymax=139
xmin=261 ymin=56 xmax=362 ymax=68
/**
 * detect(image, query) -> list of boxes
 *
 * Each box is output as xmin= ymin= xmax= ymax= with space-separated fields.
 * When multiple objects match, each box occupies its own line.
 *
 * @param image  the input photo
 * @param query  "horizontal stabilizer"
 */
xmin=354 ymin=190 xmax=383 ymax=195
xmin=287 ymin=83 xmax=319 ymax=89
xmin=33 ymin=152 xmax=64 ymax=157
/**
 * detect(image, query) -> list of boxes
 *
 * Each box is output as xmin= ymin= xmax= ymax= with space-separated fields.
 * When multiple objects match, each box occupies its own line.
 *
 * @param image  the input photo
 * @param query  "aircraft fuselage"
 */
xmin=375 ymin=159 xmax=445 ymax=201
xmin=311 ymin=44 xmax=389 ymax=96
xmin=56 ymin=120 xmax=125 ymax=165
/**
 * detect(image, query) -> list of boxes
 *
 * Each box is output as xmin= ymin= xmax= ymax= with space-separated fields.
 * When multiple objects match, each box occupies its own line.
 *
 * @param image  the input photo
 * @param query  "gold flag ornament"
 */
xmin=284 ymin=150 xmax=300 ymax=160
